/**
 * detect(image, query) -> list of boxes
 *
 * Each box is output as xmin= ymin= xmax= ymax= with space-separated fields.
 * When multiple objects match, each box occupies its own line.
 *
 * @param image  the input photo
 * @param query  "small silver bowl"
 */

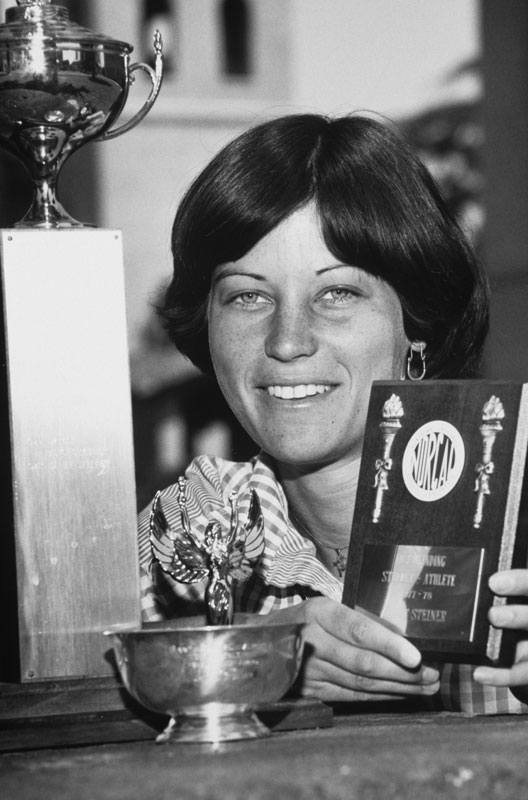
xmin=105 ymin=622 xmax=305 ymax=743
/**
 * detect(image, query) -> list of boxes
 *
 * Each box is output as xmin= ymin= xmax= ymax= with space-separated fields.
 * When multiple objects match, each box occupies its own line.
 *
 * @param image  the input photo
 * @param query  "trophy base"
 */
xmin=14 ymin=206 xmax=95 ymax=230
xmin=14 ymin=218 xmax=95 ymax=230
xmin=156 ymin=705 xmax=272 ymax=744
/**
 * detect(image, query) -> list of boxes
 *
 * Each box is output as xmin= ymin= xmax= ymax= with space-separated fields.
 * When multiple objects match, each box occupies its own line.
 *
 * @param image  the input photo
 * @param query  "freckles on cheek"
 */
xmin=209 ymin=321 xmax=237 ymax=369
xmin=214 ymin=324 xmax=244 ymax=356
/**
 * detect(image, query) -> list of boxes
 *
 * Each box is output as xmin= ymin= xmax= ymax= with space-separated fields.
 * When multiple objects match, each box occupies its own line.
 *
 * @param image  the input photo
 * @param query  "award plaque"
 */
xmin=342 ymin=381 xmax=528 ymax=665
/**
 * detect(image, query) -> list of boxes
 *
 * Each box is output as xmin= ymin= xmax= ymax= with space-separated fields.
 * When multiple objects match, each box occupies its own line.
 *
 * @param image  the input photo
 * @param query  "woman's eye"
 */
xmin=232 ymin=291 xmax=269 ymax=308
xmin=322 ymin=287 xmax=358 ymax=304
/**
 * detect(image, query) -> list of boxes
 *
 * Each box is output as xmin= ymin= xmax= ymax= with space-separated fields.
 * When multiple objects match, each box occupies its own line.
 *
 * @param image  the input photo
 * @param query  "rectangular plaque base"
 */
xmin=343 ymin=380 xmax=528 ymax=665
xmin=0 ymin=230 xmax=140 ymax=682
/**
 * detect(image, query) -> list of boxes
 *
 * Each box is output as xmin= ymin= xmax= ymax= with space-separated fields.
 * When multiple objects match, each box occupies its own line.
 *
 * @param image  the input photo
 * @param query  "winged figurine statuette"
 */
xmin=149 ymin=478 xmax=264 ymax=625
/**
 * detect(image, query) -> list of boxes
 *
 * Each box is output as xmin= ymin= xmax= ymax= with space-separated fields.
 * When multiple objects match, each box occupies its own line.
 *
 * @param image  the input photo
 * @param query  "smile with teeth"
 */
xmin=266 ymin=384 xmax=332 ymax=399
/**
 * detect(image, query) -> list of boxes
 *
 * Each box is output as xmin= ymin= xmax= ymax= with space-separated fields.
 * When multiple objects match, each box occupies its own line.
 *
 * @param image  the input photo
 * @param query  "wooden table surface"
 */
xmin=1 ymin=708 xmax=528 ymax=800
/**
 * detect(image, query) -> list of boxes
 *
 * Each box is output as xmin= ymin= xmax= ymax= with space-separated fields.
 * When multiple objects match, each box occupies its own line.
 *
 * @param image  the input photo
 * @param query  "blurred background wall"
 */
xmin=0 ymin=0 xmax=526 ymax=508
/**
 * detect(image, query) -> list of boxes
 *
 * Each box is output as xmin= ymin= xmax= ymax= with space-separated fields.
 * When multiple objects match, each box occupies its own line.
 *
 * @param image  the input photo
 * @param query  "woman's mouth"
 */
xmin=266 ymin=384 xmax=332 ymax=399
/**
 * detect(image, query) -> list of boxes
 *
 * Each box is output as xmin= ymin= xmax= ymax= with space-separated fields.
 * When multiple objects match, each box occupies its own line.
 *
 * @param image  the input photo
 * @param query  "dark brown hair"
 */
xmin=161 ymin=113 xmax=489 ymax=378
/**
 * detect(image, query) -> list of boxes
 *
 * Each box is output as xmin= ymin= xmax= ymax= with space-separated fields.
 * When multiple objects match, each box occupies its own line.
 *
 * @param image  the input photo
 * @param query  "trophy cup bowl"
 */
xmin=0 ymin=0 xmax=163 ymax=228
xmin=105 ymin=622 xmax=305 ymax=744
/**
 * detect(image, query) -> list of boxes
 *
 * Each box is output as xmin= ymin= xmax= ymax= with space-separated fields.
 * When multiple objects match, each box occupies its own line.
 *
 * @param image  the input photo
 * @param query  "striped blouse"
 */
xmin=137 ymin=453 xmax=527 ymax=715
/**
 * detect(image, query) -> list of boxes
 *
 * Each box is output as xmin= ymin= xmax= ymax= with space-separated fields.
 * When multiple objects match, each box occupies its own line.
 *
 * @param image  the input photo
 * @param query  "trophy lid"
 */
xmin=0 ymin=0 xmax=132 ymax=52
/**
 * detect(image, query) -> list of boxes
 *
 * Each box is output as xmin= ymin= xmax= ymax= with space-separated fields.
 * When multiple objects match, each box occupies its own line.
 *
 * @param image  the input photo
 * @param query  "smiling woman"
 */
xmin=207 ymin=206 xmax=409 ymax=469
xmin=137 ymin=113 xmax=528 ymax=714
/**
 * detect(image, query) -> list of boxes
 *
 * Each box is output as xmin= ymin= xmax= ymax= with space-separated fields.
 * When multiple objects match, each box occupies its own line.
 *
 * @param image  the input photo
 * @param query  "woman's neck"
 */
xmin=273 ymin=457 xmax=360 ymax=552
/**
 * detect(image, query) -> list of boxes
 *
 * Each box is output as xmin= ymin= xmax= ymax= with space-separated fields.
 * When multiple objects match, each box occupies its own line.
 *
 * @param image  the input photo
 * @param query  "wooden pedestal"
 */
xmin=0 ymin=229 xmax=140 ymax=683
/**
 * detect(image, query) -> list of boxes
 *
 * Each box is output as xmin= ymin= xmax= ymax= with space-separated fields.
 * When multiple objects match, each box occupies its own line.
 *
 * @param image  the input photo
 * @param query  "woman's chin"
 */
xmin=263 ymin=441 xmax=359 ymax=472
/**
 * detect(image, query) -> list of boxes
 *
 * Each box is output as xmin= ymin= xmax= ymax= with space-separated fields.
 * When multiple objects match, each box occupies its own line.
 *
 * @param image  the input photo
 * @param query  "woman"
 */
xmin=138 ymin=113 xmax=528 ymax=711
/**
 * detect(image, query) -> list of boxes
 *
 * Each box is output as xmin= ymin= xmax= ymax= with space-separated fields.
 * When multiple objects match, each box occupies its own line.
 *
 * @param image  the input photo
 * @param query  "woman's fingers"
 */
xmin=489 ymin=603 xmax=528 ymax=630
xmin=297 ymin=599 xmax=440 ymax=700
xmin=304 ymin=620 xmax=437 ymax=685
xmin=474 ymin=567 xmax=528 ymax=698
xmin=307 ymin=598 xmax=423 ymax=670
xmin=487 ymin=569 xmax=528 ymax=635
xmin=302 ymin=674 xmax=439 ymax=703
xmin=474 ymin=662 xmax=528 ymax=688
xmin=473 ymin=638 xmax=528 ymax=704
xmin=300 ymin=629 xmax=440 ymax=700
xmin=473 ymin=571 xmax=528 ymax=700
xmin=489 ymin=569 xmax=528 ymax=597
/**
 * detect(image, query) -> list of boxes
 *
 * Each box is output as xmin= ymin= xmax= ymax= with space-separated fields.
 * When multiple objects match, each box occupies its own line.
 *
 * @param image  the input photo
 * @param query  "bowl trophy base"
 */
xmin=156 ymin=703 xmax=272 ymax=744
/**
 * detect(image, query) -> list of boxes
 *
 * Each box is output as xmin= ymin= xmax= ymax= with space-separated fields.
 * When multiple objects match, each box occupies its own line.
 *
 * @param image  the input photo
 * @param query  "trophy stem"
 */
xmin=16 ymin=172 xmax=91 ymax=229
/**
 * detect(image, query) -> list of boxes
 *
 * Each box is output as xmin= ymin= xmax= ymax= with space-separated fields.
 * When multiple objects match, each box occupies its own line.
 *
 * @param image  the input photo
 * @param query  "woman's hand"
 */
xmin=238 ymin=597 xmax=439 ymax=702
xmin=473 ymin=569 xmax=528 ymax=704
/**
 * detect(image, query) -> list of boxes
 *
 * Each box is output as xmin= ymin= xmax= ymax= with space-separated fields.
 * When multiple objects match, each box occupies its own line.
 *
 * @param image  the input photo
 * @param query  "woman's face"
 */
xmin=208 ymin=205 xmax=410 ymax=469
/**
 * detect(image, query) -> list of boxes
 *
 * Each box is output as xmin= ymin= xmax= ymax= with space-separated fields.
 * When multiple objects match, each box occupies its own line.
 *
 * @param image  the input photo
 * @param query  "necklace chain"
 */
xmin=332 ymin=548 xmax=348 ymax=578
xmin=290 ymin=511 xmax=349 ymax=579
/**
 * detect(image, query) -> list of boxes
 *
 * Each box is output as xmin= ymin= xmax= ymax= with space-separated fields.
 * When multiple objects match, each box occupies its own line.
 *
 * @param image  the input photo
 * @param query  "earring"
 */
xmin=406 ymin=342 xmax=426 ymax=381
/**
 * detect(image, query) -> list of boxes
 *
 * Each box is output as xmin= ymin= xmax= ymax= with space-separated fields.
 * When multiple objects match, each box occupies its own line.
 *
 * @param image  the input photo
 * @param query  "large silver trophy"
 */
xmin=0 ymin=0 xmax=163 ymax=227
xmin=106 ymin=484 xmax=306 ymax=743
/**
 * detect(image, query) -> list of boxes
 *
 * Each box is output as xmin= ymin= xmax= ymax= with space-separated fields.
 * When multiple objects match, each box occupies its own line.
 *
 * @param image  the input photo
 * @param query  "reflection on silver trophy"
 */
xmin=0 ymin=0 xmax=163 ymax=228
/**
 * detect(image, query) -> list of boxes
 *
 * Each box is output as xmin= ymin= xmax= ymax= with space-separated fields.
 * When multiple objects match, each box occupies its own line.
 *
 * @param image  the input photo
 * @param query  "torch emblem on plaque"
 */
xmin=372 ymin=393 xmax=404 ymax=523
xmin=473 ymin=395 xmax=505 ymax=529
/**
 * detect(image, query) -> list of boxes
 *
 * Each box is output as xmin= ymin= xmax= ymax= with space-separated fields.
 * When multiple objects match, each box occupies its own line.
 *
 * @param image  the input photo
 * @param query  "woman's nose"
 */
xmin=264 ymin=305 xmax=317 ymax=361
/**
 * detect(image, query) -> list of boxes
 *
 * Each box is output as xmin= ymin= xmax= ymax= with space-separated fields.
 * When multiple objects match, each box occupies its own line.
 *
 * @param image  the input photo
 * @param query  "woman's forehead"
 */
xmin=230 ymin=204 xmax=326 ymax=263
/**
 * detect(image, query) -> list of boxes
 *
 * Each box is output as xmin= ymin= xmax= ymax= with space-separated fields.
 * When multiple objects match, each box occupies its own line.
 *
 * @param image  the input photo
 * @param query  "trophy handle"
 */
xmin=100 ymin=31 xmax=164 ymax=142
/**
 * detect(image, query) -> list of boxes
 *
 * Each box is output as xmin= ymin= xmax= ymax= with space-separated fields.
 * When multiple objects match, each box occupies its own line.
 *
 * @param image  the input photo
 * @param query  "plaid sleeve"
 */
xmin=438 ymin=662 xmax=528 ymax=714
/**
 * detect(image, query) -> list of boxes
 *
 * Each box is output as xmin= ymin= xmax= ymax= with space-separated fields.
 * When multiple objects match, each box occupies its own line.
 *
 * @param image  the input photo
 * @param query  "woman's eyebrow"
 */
xmin=315 ymin=263 xmax=357 ymax=275
xmin=212 ymin=268 xmax=267 ymax=285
